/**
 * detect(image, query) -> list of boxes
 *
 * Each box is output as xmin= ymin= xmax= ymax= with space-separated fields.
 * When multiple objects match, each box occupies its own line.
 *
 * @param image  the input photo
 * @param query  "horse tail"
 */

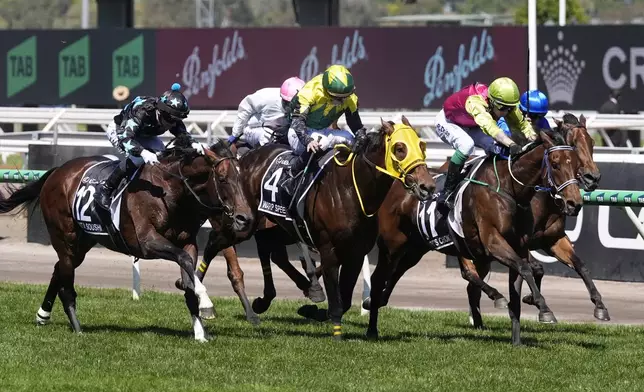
xmin=0 ymin=168 xmax=57 ymax=214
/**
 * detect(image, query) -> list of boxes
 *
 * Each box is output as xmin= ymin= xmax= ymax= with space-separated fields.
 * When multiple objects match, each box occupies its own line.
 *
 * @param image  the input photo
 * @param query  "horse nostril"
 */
xmin=234 ymin=214 xmax=250 ymax=225
xmin=566 ymin=200 xmax=581 ymax=215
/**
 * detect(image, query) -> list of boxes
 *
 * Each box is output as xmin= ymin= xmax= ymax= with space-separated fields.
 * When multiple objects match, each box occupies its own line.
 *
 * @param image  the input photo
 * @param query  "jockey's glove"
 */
xmin=508 ymin=143 xmax=522 ymax=156
xmin=140 ymin=149 xmax=160 ymax=165
xmin=191 ymin=142 xmax=206 ymax=155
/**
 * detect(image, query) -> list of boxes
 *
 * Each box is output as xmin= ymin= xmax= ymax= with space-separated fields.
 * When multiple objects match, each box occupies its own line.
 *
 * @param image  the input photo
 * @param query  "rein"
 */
xmin=507 ymin=143 xmax=579 ymax=199
xmin=156 ymin=155 xmax=235 ymax=217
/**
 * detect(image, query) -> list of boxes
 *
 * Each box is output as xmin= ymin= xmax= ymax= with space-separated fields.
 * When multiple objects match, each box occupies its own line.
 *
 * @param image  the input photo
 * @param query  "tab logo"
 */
xmin=7 ymin=36 xmax=37 ymax=98
xmin=113 ymin=34 xmax=144 ymax=90
xmin=59 ymin=35 xmax=90 ymax=98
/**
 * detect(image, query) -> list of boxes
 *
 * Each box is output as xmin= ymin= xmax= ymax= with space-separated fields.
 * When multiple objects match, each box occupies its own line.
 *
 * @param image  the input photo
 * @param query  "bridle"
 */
xmin=158 ymin=154 xmax=236 ymax=219
xmin=507 ymin=142 xmax=579 ymax=202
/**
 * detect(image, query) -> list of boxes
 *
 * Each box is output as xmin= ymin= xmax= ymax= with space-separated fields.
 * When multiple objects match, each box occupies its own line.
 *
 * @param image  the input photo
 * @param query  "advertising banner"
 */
xmin=447 ymin=161 xmax=644 ymax=282
xmin=155 ymin=26 xmax=528 ymax=109
xmin=537 ymin=26 xmax=644 ymax=112
xmin=0 ymin=29 xmax=156 ymax=106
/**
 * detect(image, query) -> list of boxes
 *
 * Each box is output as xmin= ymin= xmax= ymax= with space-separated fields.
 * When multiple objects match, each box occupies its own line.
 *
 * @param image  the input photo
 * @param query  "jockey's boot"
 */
xmin=281 ymin=153 xmax=308 ymax=197
xmin=436 ymin=160 xmax=464 ymax=213
xmin=94 ymin=165 xmax=126 ymax=210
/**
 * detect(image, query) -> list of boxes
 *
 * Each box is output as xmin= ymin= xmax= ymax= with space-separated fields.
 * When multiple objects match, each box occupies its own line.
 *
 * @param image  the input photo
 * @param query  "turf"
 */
xmin=0 ymin=282 xmax=643 ymax=392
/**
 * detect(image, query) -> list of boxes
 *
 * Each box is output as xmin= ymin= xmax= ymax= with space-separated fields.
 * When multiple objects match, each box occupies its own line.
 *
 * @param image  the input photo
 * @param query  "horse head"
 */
xmin=161 ymin=135 xmax=254 ymax=232
xmin=554 ymin=113 xmax=600 ymax=191
xmin=354 ymin=116 xmax=435 ymax=201
xmin=537 ymin=128 xmax=583 ymax=216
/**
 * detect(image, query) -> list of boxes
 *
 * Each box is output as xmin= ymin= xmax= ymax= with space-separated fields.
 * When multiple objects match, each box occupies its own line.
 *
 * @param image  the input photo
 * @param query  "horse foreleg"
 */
xmin=251 ymin=231 xmax=277 ymax=314
xmin=225 ymin=247 xmax=260 ymax=326
xmin=143 ymin=236 xmax=208 ymax=341
xmin=379 ymin=246 xmax=423 ymax=307
xmin=521 ymin=253 xmax=544 ymax=307
xmin=183 ymin=242 xmax=215 ymax=321
xmin=300 ymin=245 xmax=326 ymax=303
xmin=547 ymin=236 xmax=610 ymax=321
xmin=483 ymin=231 xmax=557 ymax=340
xmin=508 ymin=269 xmax=523 ymax=346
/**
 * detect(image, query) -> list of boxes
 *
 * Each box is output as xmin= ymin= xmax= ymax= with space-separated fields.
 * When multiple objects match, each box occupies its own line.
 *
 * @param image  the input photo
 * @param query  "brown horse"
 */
xmin=461 ymin=114 xmax=607 ymax=327
xmin=0 ymin=137 xmax=253 ymax=341
xmin=367 ymin=127 xmax=583 ymax=345
xmin=183 ymin=117 xmax=436 ymax=338
xmin=366 ymin=114 xmax=606 ymax=327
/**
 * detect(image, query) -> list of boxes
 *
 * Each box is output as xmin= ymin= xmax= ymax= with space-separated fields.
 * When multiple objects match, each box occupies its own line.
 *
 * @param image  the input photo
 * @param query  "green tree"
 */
xmin=515 ymin=0 xmax=590 ymax=25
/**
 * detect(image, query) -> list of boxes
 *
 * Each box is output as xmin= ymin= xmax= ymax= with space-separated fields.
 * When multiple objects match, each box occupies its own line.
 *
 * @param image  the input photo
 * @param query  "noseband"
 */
xmin=508 ymin=143 xmax=579 ymax=200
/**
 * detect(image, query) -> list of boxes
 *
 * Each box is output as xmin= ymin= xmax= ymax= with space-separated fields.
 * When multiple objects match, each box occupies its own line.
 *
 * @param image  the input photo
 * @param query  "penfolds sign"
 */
xmin=156 ymin=27 xmax=526 ymax=109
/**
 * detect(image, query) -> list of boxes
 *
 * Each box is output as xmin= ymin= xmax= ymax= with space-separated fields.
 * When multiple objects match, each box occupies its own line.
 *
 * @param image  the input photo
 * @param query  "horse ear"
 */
xmin=380 ymin=117 xmax=394 ymax=135
xmin=401 ymin=115 xmax=411 ymax=127
xmin=204 ymin=148 xmax=218 ymax=164
xmin=540 ymin=130 xmax=555 ymax=147
xmin=554 ymin=118 xmax=562 ymax=128
xmin=579 ymin=113 xmax=586 ymax=126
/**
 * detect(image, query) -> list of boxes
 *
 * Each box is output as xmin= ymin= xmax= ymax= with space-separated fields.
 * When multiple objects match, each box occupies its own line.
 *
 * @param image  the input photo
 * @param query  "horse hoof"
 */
xmin=195 ymin=335 xmax=210 ymax=343
xmin=297 ymin=305 xmax=329 ymax=322
xmin=247 ymin=312 xmax=261 ymax=326
xmin=365 ymin=329 xmax=379 ymax=340
xmin=35 ymin=314 xmax=51 ymax=326
xmin=494 ymin=298 xmax=509 ymax=309
xmin=362 ymin=297 xmax=371 ymax=311
xmin=175 ymin=278 xmax=185 ymax=291
xmin=200 ymin=307 xmax=216 ymax=320
xmin=522 ymin=294 xmax=536 ymax=306
xmin=594 ymin=307 xmax=611 ymax=321
xmin=307 ymin=284 xmax=326 ymax=303
xmin=539 ymin=311 xmax=558 ymax=324
xmin=252 ymin=297 xmax=272 ymax=314
xmin=333 ymin=332 xmax=343 ymax=341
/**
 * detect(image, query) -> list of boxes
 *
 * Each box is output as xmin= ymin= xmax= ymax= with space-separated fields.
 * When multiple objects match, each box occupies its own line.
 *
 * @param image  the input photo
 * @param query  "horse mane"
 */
xmin=158 ymin=134 xmax=233 ymax=164
xmin=208 ymin=137 xmax=234 ymax=159
xmin=562 ymin=113 xmax=581 ymax=126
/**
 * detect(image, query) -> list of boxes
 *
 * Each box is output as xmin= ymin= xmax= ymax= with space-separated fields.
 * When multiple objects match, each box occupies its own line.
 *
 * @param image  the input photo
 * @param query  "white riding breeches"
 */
xmin=434 ymin=109 xmax=506 ymax=156
xmin=287 ymin=127 xmax=354 ymax=155
xmin=242 ymin=126 xmax=274 ymax=148
xmin=106 ymin=121 xmax=165 ymax=168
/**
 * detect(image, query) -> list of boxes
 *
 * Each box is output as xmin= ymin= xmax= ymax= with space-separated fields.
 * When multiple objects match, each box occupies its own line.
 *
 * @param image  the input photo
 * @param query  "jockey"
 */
xmin=497 ymin=89 xmax=551 ymax=141
xmin=94 ymin=83 xmax=205 ymax=210
xmin=227 ymin=77 xmax=306 ymax=148
xmin=434 ymin=77 xmax=537 ymax=210
xmin=281 ymin=64 xmax=366 ymax=196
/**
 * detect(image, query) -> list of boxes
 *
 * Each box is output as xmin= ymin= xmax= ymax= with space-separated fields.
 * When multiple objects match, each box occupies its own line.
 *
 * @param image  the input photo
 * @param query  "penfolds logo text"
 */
xmin=181 ymin=30 xmax=246 ymax=99
xmin=423 ymin=29 xmax=495 ymax=107
xmin=299 ymin=30 xmax=367 ymax=81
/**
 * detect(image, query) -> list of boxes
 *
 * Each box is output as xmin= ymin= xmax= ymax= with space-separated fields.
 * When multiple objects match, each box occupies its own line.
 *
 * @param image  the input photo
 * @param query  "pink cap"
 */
xmin=280 ymin=77 xmax=306 ymax=102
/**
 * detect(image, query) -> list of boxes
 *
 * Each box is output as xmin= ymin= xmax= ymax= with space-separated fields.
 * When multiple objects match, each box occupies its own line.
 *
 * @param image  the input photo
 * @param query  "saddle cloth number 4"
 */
xmin=264 ymin=167 xmax=284 ymax=203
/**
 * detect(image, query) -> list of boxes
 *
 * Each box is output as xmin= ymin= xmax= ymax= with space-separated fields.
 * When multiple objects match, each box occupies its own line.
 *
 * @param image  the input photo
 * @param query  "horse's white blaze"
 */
xmin=192 ymin=315 xmax=208 ymax=342
xmin=194 ymin=275 xmax=214 ymax=310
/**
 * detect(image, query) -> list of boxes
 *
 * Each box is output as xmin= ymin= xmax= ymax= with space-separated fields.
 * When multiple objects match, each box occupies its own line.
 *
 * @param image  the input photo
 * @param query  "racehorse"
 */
xmin=462 ymin=113 xmax=608 ymax=326
xmin=181 ymin=117 xmax=437 ymax=338
xmin=364 ymin=114 xmax=607 ymax=327
xmin=0 ymin=136 xmax=253 ymax=341
xmin=365 ymin=126 xmax=583 ymax=345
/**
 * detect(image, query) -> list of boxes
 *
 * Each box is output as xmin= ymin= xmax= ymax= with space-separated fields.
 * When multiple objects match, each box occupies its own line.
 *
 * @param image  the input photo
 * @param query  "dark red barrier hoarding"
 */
xmin=156 ymin=26 xmax=527 ymax=110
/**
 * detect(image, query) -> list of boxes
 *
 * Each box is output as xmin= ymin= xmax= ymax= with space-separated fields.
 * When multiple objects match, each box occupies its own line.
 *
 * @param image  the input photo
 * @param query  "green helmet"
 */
xmin=488 ymin=77 xmax=520 ymax=108
xmin=322 ymin=65 xmax=355 ymax=97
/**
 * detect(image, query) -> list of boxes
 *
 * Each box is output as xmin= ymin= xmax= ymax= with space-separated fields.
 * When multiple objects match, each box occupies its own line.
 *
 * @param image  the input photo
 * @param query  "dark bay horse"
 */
xmin=367 ymin=128 xmax=583 ymax=345
xmin=0 ymin=138 xmax=253 ymax=341
xmin=461 ymin=114 xmax=608 ymax=327
xmin=184 ymin=117 xmax=437 ymax=338
xmin=366 ymin=114 xmax=607 ymax=327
